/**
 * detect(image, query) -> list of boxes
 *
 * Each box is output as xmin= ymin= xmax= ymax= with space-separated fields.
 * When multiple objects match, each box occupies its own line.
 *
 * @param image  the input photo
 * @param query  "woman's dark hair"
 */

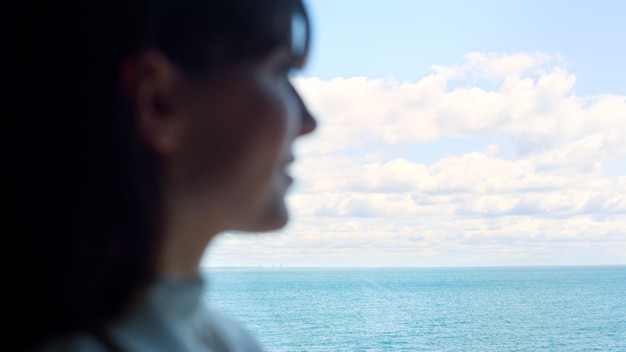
xmin=1 ymin=0 xmax=310 ymax=350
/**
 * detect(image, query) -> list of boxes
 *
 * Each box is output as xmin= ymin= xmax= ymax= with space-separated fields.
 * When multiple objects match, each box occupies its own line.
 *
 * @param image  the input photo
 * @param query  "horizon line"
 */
xmin=202 ymin=263 xmax=626 ymax=269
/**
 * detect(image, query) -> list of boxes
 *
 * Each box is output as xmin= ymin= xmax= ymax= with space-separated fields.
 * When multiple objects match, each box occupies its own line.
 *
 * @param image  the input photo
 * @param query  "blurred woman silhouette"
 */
xmin=1 ymin=0 xmax=316 ymax=350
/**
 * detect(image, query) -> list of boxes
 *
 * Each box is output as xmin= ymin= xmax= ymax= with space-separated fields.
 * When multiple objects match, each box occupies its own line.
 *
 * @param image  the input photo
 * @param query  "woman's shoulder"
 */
xmin=36 ymin=333 xmax=108 ymax=352
xmin=196 ymin=306 xmax=263 ymax=352
xmin=36 ymin=278 xmax=263 ymax=351
xmin=37 ymin=308 xmax=262 ymax=352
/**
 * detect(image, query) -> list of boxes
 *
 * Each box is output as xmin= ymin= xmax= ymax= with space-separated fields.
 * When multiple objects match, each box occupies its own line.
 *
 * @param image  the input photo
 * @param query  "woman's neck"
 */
xmin=157 ymin=192 xmax=221 ymax=280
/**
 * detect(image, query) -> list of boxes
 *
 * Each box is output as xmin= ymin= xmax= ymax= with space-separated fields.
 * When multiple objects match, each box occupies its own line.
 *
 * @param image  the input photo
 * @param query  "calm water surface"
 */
xmin=203 ymin=266 xmax=626 ymax=351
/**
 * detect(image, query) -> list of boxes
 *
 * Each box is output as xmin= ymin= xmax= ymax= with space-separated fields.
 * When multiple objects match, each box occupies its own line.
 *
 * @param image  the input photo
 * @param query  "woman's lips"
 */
xmin=281 ymin=157 xmax=295 ymax=184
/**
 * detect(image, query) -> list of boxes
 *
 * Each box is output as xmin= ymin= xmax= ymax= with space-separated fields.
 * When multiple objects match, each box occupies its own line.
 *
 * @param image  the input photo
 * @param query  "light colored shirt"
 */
xmin=41 ymin=278 xmax=263 ymax=352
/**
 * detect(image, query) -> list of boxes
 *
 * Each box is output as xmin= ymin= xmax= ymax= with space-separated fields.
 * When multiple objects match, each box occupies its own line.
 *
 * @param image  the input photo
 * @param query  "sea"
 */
xmin=203 ymin=266 xmax=626 ymax=351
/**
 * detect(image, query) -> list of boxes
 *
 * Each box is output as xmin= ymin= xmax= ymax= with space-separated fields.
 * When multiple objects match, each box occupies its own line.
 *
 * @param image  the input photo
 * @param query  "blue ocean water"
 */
xmin=203 ymin=266 xmax=626 ymax=351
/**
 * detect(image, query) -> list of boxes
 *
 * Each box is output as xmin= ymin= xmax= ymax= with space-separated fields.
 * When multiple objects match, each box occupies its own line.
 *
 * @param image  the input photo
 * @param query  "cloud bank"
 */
xmin=205 ymin=52 xmax=626 ymax=267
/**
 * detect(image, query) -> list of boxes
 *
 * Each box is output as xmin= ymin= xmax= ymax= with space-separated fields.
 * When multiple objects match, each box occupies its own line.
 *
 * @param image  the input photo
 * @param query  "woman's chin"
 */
xmin=234 ymin=202 xmax=290 ymax=232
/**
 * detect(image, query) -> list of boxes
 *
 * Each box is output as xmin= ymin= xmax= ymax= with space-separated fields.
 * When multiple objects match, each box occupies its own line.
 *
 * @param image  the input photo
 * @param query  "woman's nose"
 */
xmin=291 ymin=84 xmax=317 ymax=136
xmin=299 ymin=100 xmax=317 ymax=136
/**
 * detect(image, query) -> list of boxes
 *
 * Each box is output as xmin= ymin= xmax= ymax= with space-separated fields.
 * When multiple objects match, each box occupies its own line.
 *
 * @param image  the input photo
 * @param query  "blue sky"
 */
xmin=204 ymin=0 xmax=626 ymax=267
xmin=303 ymin=0 xmax=626 ymax=96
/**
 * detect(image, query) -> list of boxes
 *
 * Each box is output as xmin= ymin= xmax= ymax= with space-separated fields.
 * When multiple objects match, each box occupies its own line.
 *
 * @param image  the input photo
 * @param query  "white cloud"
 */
xmin=294 ymin=52 xmax=626 ymax=160
xmin=206 ymin=52 xmax=626 ymax=267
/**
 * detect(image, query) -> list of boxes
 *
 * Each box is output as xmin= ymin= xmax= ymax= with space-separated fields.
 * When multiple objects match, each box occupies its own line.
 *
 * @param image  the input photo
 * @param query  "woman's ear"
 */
xmin=120 ymin=50 xmax=186 ymax=155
